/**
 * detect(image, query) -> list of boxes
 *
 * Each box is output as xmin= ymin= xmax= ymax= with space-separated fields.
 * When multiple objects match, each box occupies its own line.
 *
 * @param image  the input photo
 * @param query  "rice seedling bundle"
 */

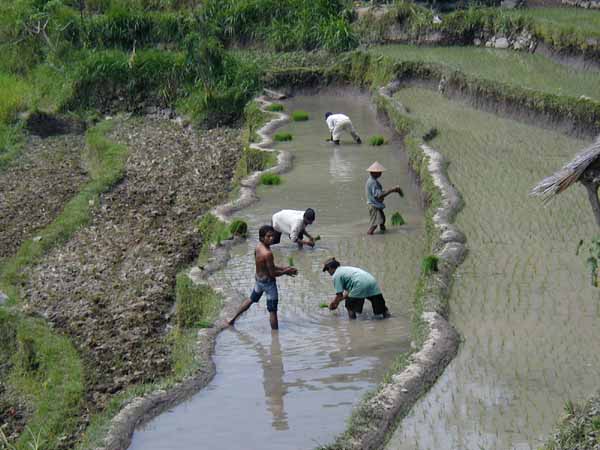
xmin=274 ymin=132 xmax=293 ymax=142
xmin=369 ymin=135 xmax=385 ymax=146
xmin=391 ymin=212 xmax=405 ymax=226
xmin=260 ymin=173 xmax=282 ymax=185
xmin=291 ymin=110 xmax=309 ymax=121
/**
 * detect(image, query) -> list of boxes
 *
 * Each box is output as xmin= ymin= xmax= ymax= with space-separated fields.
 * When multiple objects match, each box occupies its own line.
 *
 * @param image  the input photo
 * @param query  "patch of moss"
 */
xmin=274 ymin=132 xmax=293 ymax=142
xmin=266 ymin=103 xmax=284 ymax=112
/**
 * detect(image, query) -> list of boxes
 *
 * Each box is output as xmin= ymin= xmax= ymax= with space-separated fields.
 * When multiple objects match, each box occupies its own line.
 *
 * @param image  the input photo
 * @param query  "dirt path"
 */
xmin=23 ymin=117 xmax=242 ymax=411
xmin=0 ymin=134 xmax=88 ymax=259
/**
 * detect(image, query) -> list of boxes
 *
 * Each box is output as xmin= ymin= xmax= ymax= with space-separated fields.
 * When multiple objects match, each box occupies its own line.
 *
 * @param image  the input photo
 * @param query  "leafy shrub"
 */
xmin=175 ymin=273 xmax=221 ymax=329
xmin=261 ymin=173 xmax=281 ymax=185
xmin=292 ymin=110 xmax=309 ymax=121
xmin=369 ymin=135 xmax=385 ymax=146
xmin=266 ymin=103 xmax=284 ymax=112
xmin=274 ymin=132 xmax=292 ymax=142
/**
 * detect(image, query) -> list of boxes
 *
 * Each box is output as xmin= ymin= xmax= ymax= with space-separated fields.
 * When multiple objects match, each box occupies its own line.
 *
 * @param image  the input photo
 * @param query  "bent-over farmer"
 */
xmin=322 ymin=257 xmax=390 ymax=319
xmin=228 ymin=225 xmax=297 ymax=330
xmin=325 ymin=112 xmax=362 ymax=145
xmin=272 ymin=208 xmax=316 ymax=248
xmin=365 ymin=161 xmax=403 ymax=235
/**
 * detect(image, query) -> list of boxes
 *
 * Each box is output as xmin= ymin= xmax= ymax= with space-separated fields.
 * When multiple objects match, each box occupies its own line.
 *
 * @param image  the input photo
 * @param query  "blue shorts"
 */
xmin=250 ymin=277 xmax=279 ymax=312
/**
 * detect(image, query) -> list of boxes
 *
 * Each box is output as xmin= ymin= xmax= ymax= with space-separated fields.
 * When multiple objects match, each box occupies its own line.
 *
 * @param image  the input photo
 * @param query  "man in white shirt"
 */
xmin=271 ymin=208 xmax=316 ymax=248
xmin=325 ymin=112 xmax=362 ymax=145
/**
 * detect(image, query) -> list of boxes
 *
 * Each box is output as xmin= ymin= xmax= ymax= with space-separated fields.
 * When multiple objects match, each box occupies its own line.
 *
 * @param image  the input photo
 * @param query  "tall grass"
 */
xmin=0 ymin=72 xmax=29 ymax=124
xmin=0 ymin=309 xmax=85 ymax=450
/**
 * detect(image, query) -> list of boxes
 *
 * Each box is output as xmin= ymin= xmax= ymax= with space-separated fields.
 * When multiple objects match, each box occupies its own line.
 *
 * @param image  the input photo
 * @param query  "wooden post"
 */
xmin=581 ymin=179 xmax=600 ymax=227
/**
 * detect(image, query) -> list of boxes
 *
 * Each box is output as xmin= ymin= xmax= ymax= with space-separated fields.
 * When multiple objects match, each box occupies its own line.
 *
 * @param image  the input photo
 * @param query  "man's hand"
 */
xmin=285 ymin=267 xmax=298 ymax=277
xmin=307 ymin=238 xmax=315 ymax=247
xmin=395 ymin=186 xmax=404 ymax=197
xmin=328 ymin=300 xmax=339 ymax=310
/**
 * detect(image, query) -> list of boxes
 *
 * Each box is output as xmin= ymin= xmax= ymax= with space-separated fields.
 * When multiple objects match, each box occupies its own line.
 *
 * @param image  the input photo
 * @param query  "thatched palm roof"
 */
xmin=530 ymin=137 xmax=600 ymax=203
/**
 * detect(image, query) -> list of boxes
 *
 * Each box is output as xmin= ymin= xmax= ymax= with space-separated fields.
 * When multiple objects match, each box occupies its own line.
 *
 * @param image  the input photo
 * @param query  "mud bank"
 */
xmin=20 ymin=117 xmax=241 ymax=427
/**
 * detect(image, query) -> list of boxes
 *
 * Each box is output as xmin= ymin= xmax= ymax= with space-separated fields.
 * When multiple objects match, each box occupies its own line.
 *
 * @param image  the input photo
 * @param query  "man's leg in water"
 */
xmin=269 ymin=311 xmax=279 ymax=330
xmin=228 ymin=298 xmax=253 ymax=326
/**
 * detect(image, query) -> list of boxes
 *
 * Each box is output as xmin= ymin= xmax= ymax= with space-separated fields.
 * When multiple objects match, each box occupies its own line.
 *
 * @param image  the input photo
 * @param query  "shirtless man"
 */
xmin=227 ymin=225 xmax=297 ymax=330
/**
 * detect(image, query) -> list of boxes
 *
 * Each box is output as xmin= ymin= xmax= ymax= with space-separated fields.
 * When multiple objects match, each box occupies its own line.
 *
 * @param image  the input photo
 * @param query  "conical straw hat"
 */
xmin=366 ymin=161 xmax=386 ymax=172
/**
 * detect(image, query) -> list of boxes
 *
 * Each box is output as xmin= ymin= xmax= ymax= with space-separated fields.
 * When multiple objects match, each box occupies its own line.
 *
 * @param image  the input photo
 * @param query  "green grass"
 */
xmin=0 ymin=72 xmax=29 ymax=124
xmin=421 ymin=255 xmax=439 ymax=275
xmin=369 ymin=135 xmax=385 ymax=146
xmin=175 ymin=273 xmax=221 ymax=329
xmin=0 ymin=310 xmax=84 ymax=450
xmin=260 ymin=173 xmax=282 ymax=185
xmin=266 ymin=103 xmax=284 ymax=112
xmin=507 ymin=7 xmax=600 ymax=38
xmin=291 ymin=110 xmax=309 ymax=121
xmin=370 ymin=44 xmax=600 ymax=101
xmin=319 ymin=302 xmax=329 ymax=309
xmin=274 ymin=132 xmax=293 ymax=142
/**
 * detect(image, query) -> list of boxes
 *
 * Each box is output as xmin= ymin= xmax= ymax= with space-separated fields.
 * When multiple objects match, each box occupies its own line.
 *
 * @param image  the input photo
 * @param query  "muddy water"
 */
xmin=129 ymin=91 xmax=425 ymax=450
xmin=386 ymin=87 xmax=600 ymax=450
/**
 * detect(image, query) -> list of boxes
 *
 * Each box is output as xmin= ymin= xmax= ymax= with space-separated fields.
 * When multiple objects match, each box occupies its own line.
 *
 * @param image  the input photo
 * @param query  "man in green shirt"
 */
xmin=322 ymin=257 xmax=390 ymax=319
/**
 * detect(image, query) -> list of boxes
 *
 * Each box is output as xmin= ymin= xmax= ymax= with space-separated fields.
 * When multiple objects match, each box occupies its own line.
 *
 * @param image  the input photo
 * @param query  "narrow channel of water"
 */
xmin=386 ymin=87 xmax=600 ymax=450
xmin=129 ymin=90 xmax=425 ymax=450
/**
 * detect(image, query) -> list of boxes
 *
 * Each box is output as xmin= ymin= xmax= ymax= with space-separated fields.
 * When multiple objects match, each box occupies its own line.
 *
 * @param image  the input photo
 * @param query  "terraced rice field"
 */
xmin=385 ymin=87 xmax=600 ymax=450
xmin=371 ymin=45 xmax=600 ymax=100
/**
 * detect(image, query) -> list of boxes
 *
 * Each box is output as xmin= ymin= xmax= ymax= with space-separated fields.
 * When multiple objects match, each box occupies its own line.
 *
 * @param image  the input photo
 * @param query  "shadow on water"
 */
xmin=129 ymin=89 xmax=426 ymax=450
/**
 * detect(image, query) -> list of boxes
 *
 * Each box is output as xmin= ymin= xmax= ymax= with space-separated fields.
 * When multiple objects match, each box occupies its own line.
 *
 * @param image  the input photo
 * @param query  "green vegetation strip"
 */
xmin=371 ymin=44 xmax=600 ymax=102
xmin=0 ymin=310 xmax=84 ymax=450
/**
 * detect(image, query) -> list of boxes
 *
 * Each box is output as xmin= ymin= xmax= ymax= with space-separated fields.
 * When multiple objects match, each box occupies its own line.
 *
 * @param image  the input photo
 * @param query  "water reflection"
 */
xmin=329 ymin=148 xmax=354 ymax=182
xmin=236 ymin=329 xmax=289 ymax=431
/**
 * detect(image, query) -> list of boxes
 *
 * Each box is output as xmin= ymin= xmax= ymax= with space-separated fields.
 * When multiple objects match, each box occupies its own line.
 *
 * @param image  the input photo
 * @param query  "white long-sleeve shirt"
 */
xmin=272 ymin=210 xmax=305 ymax=242
xmin=326 ymin=114 xmax=350 ymax=132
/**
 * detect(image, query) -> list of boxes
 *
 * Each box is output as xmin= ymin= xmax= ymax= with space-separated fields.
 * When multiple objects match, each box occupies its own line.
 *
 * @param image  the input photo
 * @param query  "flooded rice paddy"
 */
xmin=129 ymin=91 xmax=425 ymax=450
xmin=386 ymin=87 xmax=600 ymax=450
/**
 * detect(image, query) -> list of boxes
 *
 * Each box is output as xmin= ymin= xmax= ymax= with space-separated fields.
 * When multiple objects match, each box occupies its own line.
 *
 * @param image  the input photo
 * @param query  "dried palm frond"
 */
xmin=530 ymin=137 xmax=600 ymax=203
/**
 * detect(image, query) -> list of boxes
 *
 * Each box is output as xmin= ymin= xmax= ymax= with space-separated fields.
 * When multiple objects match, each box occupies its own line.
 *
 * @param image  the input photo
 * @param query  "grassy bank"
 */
xmin=371 ymin=44 xmax=600 ymax=101
xmin=543 ymin=395 xmax=600 ymax=450
xmin=0 ymin=310 xmax=84 ymax=450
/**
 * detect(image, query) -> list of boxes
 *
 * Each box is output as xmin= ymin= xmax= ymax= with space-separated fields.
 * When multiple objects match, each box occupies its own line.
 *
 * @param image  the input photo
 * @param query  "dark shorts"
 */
xmin=346 ymin=294 xmax=388 ymax=316
xmin=250 ymin=277 xmax=279 ymax=312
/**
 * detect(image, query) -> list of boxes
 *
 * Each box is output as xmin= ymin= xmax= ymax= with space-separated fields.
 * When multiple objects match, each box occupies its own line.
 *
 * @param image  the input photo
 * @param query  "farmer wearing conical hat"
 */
xmin=325 ymin=112 xmax=362 ymax=145
xmin=365 ymin=161 xmax=403 ymax=235
xmin=322 ymin=257 xmax=390 ymax=319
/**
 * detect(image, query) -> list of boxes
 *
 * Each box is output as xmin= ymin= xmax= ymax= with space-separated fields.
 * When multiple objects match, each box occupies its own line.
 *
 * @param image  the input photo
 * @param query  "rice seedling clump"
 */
xmin=229 ymin=219 xmax=248 ymax=237
xmin=267 ymin=103 xmax=284 ymax=112
xmin=421 ymin=255 xmax=439 ymax=274
xmin=391 ymin=212 xmax=406 ymax=226
xmin=369 ymin=135 xmax=386 ymax=146
xmin=274 ymin=132 xmax=293 ymax=142
xmin=260 ymin=173 xmax=282 ymax=185
xmin=292 ymin=110 xmax=309 ymax=121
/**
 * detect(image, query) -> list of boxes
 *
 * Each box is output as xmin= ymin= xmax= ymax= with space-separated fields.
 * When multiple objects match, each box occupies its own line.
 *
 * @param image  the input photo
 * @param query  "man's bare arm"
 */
xmin=328 ymin=292 xmax=347 ymax=310
xmin=265 ymin=251 xmax=297 ymax=278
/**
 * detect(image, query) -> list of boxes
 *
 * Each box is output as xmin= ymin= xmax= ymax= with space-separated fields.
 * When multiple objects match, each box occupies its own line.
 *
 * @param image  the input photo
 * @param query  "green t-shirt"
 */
xmin=332 ymin=266 xmax=381 ymax=299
